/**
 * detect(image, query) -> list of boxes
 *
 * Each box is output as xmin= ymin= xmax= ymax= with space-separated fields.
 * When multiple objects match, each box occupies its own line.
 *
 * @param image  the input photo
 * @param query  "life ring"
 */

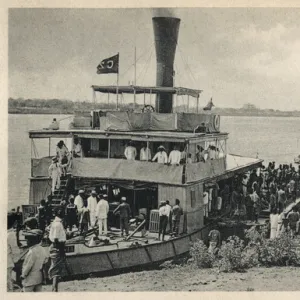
xmin=213 ymin=115 xmax=220 ymax=131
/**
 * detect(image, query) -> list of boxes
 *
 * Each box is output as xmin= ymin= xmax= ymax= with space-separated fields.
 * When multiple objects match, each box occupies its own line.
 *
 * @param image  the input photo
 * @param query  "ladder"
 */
xmin=51 ymin=175 xmax=71 ymax=207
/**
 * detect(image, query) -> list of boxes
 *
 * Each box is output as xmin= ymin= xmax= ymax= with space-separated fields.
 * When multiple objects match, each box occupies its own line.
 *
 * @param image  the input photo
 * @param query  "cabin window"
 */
xmin=190 ymin=190 xmax=196 ymax=208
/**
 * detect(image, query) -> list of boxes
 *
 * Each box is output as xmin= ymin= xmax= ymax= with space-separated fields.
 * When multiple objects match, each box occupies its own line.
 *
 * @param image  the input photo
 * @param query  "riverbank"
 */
xmin=41 ymin=265 xmax=300 ymax=291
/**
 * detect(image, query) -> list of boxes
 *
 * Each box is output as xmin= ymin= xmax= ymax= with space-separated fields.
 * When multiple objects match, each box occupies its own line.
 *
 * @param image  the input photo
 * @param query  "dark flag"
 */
xmin=203 ymin=97 xmax=215 ymax=111
xmin=97 ymin=54 xmax=119 ymax=74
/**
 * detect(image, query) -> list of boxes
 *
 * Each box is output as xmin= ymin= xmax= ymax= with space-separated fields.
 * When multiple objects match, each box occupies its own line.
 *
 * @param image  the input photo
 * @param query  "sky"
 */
xmin=8 ymin=7 xmax=300 ymax=110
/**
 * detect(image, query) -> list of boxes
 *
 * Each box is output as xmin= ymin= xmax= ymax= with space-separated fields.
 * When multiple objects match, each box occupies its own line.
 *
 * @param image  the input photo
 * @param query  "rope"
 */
xmin=140 ymin=48 xmax=154 ymax=85
xmin=177 ymin=45 xmax=198 ymax=86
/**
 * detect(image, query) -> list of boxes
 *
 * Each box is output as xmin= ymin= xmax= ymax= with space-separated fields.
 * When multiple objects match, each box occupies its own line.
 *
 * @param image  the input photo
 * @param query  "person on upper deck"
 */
xmin=168 ymin=145 xmax=181 ymax=165
xmin=73 ymin=138 xmax=83 ymax=158
xmin=140 ymin=142 xmax=151 ymax=161
xmin=124 ymin=141 xmax=137 ymax=160
xmin=207 ymin=145 xmax=217 ymax=160
xmin=196 ymin=145 xmax=206 ymax=163
xmin=49 ymin=118 xmax=59 ymax=130
xmin=152 ymin=145 xmax=168 ymax=164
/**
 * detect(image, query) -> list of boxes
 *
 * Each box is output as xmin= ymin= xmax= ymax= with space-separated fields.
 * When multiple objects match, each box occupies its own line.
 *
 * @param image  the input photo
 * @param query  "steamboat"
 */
xmin=21 ymin=16 xmax=263 ymax=278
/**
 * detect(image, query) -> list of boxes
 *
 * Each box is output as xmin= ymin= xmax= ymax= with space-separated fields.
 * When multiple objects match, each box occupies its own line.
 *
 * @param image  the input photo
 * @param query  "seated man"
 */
xmin=73 ymin=138 xmax=83 ymax=158
xmin=49 ymin=118 xmax=59 ymax=130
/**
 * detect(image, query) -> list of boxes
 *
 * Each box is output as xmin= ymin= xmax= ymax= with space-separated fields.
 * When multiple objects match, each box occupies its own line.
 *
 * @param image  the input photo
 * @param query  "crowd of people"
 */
xmin=213 ymin=162 xmax=300 ymax=238
xmin=125 ymin=141 xmax=219 ymax=164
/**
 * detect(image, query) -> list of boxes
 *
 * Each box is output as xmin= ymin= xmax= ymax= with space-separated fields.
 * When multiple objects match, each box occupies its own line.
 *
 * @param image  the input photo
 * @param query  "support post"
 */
xmin=108 ymin=139 xmax=111 ymax=159
xmin=48 ymin=138 xmax=51 ymax=157
xmin=196 ymin=96 xmax=199 ymax=113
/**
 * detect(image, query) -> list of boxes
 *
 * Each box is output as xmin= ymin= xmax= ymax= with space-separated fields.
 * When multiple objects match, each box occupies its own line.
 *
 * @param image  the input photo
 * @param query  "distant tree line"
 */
xmin=8 ymin=97 xmax=300 ymax=117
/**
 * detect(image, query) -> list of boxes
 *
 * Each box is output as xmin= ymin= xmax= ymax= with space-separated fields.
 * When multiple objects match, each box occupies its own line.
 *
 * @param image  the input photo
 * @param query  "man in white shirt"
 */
xmin=124 ymin=141 xmax=137 ymax=160
xmin=158 ymin=201 xmax=169 ymax=241
xmin=48 ymin=157 xmax=62 ymax=193
xmin=168 ymin=145 xmax=181 ymax=165
xmin=95 ymin=194 xmax=110 ymax=236
xmin=87 ymin=190 xmax=98 ymax=227
xmin=73 ymin=138 xmax=83 ymax=158
xmin=140 ymin=143 xmax=151 ymax=161
xmin=152 ymin=146 xmax=168 ymax=164
xmin=74 ymin=190 xmax=85 ymax=213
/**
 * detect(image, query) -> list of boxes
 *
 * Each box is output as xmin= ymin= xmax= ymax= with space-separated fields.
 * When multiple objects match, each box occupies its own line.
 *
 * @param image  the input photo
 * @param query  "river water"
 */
xmin=8 ymin=114 xmax=300 ymax=209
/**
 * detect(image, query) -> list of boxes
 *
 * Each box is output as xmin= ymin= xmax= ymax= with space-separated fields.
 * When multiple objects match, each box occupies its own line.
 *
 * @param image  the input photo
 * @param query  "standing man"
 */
xmin=165 ymin=200 xmax=173 ymax=232
xmin=48 ymin=157 xmax=62 ymax=193
xmin=48 ymin=209 xmax=66 ymax=292
xmin=79 ymin=201 xmax=90 ymax=236
xmin=124 ymin=141 xmax=137 ymax=160
xmin=140 ymin=143 xmax=151 ymax=161
xmin=21 ymin=229 xmax=48 ymax=292
xmin=158 ymin=201 xmax=169 ymax=241
xmin=168 ymin=145 xmax=181 ymax=165
xmin=96 ymin=194 xmax=110 ymax=236
xmin=87 ymin=190 xmax=98 ymax=227
xmin=113 ymin=197 xmax=131 ymax=237
xmin=37 ymin=199 xmax=47 ymax=232
xmin=172 ymin=199 xmax=183 ymax=236
xmin=7 ymin=213 xmax=20 ymax=292
xmin=152 ymin=145 xmax=168 ymax=164
xmin=65 ymin=195 xmax=78 ymax=231
xmin=74 ymin=190 xmax=85 ymax=214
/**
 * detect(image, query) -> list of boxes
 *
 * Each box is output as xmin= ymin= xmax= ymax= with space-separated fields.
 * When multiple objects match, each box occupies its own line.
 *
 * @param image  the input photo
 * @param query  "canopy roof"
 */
xmin=91 ymin=85 xmax=202 ymax=98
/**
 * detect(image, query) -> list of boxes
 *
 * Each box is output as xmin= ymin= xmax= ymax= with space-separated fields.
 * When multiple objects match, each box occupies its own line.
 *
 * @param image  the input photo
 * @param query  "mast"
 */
xmin=134 ymin=46 xmax=137 ymax=104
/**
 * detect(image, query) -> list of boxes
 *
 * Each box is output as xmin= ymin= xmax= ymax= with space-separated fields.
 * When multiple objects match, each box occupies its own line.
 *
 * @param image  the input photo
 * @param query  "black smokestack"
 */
xmin=152 ymin=17 xmax=180 ymax=113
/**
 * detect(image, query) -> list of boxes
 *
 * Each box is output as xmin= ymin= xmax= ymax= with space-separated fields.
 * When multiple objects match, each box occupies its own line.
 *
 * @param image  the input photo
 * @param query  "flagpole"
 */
xmin=116 ymin=52 xmax=119 ymax=107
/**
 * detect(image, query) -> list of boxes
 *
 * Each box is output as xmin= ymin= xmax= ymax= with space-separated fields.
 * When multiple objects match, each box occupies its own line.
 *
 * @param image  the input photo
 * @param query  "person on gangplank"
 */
xmin=48 ymin=157 xmax=62 ymax=194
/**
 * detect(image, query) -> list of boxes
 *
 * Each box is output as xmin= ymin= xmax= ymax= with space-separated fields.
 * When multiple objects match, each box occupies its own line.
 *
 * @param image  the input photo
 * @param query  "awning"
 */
xmin=91 ymin=85 xmax=202 ymax=98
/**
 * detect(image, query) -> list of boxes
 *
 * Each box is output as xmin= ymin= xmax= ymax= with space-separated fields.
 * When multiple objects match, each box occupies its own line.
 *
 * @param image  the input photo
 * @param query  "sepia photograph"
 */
xmin=6 ymin=4 xmax=300 ymax=293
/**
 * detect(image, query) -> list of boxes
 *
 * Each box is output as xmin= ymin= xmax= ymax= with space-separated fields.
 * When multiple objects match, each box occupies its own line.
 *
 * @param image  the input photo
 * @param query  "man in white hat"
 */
xmin=74 ymin=190 xmax=85 ymax=215
xmin=95 ymin=194 xmax=109 ymax=236
xmin=113 ymin=197 xmax=131 ymax=236
xmin=87 ymin=191 xmax=98 ymax=227
xmin=48 ymin=157 xmax=62 ymax=193
xmin=152 ymin=145 xmax=168 ymax=164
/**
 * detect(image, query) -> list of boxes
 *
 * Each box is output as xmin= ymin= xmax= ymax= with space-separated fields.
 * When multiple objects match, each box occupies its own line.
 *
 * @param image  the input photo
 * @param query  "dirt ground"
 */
xmin=43 ymin=265 xmax=300 ymax=292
